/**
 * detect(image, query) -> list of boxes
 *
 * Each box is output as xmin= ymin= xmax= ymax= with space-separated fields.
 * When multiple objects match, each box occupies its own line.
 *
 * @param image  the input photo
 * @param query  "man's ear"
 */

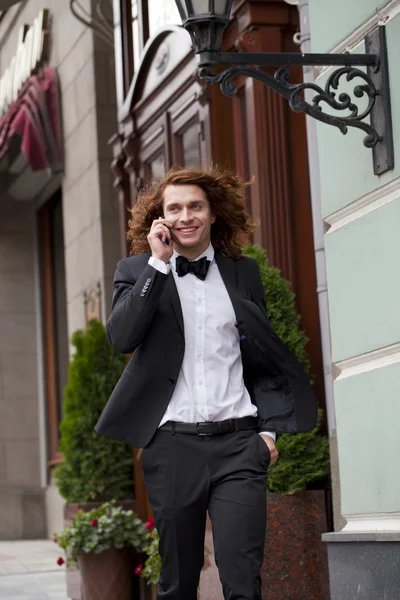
xmin=211 ymin=213 xmax=217 ymax=225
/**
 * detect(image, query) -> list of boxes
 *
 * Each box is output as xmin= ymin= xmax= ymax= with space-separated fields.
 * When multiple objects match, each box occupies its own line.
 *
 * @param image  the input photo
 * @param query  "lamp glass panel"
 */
xmin=190 ymin=0 xmax=210 ymax=15
xmin=214 ymin=0 xmax=229 ymax=16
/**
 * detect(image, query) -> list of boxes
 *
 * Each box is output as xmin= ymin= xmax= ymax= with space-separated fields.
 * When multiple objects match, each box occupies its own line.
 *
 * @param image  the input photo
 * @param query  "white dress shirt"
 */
xmin=148 ymin=244 xmax=276 ymax=440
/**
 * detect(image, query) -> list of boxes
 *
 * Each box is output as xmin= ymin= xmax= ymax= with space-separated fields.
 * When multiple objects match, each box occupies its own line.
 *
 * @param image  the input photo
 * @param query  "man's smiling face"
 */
xmin=162 ymin=184 xmax=216 ymax=259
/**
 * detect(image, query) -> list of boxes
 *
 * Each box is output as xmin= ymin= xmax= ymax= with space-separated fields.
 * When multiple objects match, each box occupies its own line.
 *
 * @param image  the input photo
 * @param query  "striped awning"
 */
xmin=0 ymin=66 xmax=63 ymax=174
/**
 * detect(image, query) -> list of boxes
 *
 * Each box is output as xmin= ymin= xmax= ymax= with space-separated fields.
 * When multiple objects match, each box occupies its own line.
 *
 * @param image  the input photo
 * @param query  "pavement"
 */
xmin=0 ymin=540 xmax=68 ymax=600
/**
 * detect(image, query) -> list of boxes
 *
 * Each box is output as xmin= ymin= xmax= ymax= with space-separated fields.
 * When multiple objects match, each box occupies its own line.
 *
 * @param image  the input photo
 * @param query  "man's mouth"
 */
xmin=177 ymin=227 xmax=197 ymax=234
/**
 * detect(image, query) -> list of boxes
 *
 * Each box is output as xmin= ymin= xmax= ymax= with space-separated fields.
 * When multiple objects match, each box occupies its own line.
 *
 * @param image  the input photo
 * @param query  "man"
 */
xmin=96 ymin=166 xmax=317 ymax=600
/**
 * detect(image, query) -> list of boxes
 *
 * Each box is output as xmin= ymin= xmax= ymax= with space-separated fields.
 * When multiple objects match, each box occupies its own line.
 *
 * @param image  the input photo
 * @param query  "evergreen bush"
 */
xmin=242 ymin=244 xmax=310 ymax=375
xmin=242 ymin=244 xmax=330 ymax=494
xmin=54 ymin=319 xmax=133 ymax=503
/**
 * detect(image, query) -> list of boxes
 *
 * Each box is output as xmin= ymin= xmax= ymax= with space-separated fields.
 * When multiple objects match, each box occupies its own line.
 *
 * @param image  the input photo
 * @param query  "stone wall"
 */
xmin=0 ymin=0 xmax=121 ymax=537
xmin=0 ymin=197 xmax=45 ymax=538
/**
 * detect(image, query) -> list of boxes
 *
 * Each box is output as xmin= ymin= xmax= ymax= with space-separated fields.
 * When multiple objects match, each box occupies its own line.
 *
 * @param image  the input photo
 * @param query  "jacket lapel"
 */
xmin=214 ymin=251 xmax=244 ymax=324
xmin=164 ymin=271 xmax=184 ymax=337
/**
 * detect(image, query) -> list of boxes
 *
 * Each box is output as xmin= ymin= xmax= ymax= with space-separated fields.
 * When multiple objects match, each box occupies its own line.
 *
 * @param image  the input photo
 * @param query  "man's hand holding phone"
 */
xmin=147 ymin=217 xmax=174 ymax=264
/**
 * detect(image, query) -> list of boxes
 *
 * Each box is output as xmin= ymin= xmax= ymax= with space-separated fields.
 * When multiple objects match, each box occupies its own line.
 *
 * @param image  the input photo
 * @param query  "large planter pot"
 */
xmin=63 ymin=501 xmax=138 ymax=600
xmin=198 ymin=490 xmax=330 ymax=599
xmin=79 ymin=547 xmax=136 ymax=600
xmin=261 ymin=490 xmax=330 ymax=600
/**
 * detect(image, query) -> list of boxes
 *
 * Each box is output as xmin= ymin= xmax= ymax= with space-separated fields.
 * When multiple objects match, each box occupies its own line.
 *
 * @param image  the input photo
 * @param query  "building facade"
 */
xmin=306 ymin=0 xmax=400 ymax=596
xmin=0 ymin=1 xmax=120 ymax=538
xmin=0 ymin=0 xmax=328 ymax=556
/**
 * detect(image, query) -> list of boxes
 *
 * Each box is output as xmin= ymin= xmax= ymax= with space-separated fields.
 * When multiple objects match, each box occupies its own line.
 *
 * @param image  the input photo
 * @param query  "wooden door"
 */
xmin=169 ymin=84 xmax=205 ymax=169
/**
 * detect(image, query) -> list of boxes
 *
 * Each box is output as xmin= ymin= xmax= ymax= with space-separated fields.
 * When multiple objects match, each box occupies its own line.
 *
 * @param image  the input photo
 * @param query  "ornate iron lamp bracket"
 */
xmin=198 ymin=27 xmax=393 ymax=175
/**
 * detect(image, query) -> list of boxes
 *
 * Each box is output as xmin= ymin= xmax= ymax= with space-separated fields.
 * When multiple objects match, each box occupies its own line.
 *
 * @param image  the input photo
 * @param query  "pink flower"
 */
xmin=53 ymin=537 xmax=57 ymax=543
xmin=91 ymin=519 xmax=98 ymax=527
xmin=57 ymin=557 xmax=65 ymax=566
xmin=146 ymin=517 xmax=155 ymax=531
xmin=135 ymin=564 xmax=143 ymax=575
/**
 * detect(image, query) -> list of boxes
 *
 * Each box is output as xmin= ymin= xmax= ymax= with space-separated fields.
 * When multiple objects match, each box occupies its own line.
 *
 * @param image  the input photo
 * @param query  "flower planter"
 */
xmin=63 ymin=501 xmax=139 ymax=600
xmin=79 ymin=547 xmax=137 ymax=600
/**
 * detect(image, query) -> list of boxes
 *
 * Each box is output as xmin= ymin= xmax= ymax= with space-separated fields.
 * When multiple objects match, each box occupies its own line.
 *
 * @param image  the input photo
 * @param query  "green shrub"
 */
xmin=242 ymin=243 xmax=310 ymax=375
xmin=242 ymin=244 xmax=330 ymax=494
xmin=266 ymin=409 xmax=330 ymax=494
xmin=54 ymin=319 xmax=133 ymax=503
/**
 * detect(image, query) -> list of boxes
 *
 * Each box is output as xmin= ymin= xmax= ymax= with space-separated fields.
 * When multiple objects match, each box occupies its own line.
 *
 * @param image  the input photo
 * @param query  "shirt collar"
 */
xmin=170 ymin=243 xmax=214 ymax=271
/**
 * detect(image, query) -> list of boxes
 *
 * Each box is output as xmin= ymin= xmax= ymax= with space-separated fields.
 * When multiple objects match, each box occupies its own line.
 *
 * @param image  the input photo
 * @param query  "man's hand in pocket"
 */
xmin=259 ymin=434 xmax=279 ymax=466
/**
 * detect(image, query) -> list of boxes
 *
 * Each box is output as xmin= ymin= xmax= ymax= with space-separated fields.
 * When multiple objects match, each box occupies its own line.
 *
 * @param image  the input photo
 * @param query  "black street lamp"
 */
xmin=174 ymin=0 xmax=393 ymax=175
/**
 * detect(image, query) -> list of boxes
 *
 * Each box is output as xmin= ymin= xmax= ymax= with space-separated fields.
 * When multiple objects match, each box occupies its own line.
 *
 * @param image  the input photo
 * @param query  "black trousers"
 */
xmin=142 ymin=428 xmax=270 ymax=600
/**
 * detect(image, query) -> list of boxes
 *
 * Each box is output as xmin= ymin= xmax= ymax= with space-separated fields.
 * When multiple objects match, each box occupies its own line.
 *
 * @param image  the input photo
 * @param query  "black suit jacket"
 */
xmin=95 ymin=251 xmax=317 ymax=448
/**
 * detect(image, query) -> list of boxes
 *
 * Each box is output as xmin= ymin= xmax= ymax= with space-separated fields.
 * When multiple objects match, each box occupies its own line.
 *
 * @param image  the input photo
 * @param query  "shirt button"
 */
xmin=177 ymin=345 xmax=183 ymax=353
xmin=169 ymin=378 xmax=175 ymax=384
xmin=198 ymin=381 xmax=203 ymax=386
xmin=198 ymin=325 xmax=203 ymax=330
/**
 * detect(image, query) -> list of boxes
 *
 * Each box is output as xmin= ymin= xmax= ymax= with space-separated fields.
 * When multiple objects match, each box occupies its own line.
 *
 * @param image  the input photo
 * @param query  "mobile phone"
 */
xmin=161 ymin=214 xmax=170 ymax=245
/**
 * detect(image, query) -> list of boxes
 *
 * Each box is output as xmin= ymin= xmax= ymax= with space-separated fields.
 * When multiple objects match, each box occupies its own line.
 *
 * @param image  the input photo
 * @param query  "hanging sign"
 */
xmin=0 ymin=9 xmax=49 ymax=117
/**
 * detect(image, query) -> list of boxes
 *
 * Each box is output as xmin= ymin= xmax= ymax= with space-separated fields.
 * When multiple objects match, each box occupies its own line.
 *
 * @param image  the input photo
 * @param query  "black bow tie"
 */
xmin=175 ymin=255 xmax=211 ymax=281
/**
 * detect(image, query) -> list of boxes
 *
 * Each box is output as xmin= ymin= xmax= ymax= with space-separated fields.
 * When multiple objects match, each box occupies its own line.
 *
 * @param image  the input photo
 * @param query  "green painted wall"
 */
xmin=325 ymin=198 xmax=400 ymax=363
xmin=335 ymin=362 xmax=400 ymax=515
xmin=309 ymin=0 xmax=390 ymax=53
xmin=309 ymin=2 xmax=400 ymax=521
xmin=315 ymin=17 xmax=400 ymax=219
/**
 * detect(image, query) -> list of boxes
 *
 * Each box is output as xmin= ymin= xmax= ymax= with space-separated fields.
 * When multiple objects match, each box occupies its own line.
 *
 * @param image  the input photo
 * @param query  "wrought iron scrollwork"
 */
xmin=199 ymin=65 xmax=380 ymax=148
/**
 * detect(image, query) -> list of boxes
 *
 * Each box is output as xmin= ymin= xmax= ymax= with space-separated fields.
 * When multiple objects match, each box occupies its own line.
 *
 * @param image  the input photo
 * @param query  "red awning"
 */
xmin=0 ymin=66 xmax=62 ymax=174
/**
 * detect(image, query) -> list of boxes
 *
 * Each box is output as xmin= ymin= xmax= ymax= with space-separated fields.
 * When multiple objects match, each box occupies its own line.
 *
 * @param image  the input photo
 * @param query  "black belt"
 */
xmin=159 ymin=416 xmax=257 ymax=436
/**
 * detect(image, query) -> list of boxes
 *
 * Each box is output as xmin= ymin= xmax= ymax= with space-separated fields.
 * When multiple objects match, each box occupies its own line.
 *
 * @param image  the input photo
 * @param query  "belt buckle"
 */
xmin=227 ymin=419 xmax=236 ymax=433
xmin=197 ymin=422 xmax=211 ymax=436
xmin=197 ymin=422 xmax=217 ymax=436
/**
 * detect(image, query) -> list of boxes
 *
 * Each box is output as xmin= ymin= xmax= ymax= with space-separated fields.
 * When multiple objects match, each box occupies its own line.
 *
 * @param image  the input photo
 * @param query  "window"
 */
xmin=148 ymin=0 xmax=180 ymax=37
xmin=148 ymin=153 xmax=166 ymax=180
xmin=130 ymin=0 xmax=180 ymax=75
xmin=131 ymin=0 xmax=141 ymax=73
xmin=181 ymin=122 xmax=201 ymax=169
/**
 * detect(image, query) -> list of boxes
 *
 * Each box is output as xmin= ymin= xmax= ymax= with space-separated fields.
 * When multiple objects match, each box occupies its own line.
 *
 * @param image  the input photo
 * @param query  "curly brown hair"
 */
xmin=127 ymin=165 xmax=258 ymax=259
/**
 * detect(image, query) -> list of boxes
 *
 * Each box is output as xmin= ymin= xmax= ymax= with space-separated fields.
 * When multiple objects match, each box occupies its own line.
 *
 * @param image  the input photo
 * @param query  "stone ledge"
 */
xmin=322 ymin=531 xmax=400 ymax=543
xmin=323 ymin=531 xmax=400 ymax=599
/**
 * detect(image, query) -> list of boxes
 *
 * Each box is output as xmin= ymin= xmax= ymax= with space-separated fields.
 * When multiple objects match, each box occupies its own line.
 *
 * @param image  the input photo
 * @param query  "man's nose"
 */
xmin=180 ymin=208 xmax=194 ymax=222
